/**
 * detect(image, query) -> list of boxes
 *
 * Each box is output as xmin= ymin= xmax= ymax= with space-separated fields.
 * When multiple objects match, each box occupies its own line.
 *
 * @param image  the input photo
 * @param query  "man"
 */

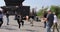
xmin=46 ymin=11 xmax=54 ymax=32
xmin=14 ymin=12 xmax=17 ymax=20
xmin=0 ymin=8 xmax=3 ymax=27
xmin=43 ymin=11 xmax=47 ymax=28
xmin=16 ymin=14 xmax=24 ymax=28
xmin=6 ymin=11 xmax=9 ymax=25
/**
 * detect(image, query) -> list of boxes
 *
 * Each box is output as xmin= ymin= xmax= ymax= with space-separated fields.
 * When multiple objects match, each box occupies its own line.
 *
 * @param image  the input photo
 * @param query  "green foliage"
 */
xmin=37 ymin=7 xmax=48 ymax=16
xmin=58 ymin=15 xmax=60 ymax=18
xmin=37 ymin=9 xmax=43 ymax=16
xmin=37 ymin=5 xmax=60 ymax=18
xmin=50 ymin=5 xmax=60 ymax=18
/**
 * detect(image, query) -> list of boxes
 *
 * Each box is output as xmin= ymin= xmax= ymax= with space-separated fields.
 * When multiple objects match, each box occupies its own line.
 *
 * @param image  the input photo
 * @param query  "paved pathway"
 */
xmin=0 ymin=16 xmax=60 ymax=32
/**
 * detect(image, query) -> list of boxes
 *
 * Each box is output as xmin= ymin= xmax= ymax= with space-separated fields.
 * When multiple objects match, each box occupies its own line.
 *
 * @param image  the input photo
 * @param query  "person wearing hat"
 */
xmin=45 ymin=10 xmax=54 ymax=32
xmin=0 ymin=8 xmax=3 ymax=27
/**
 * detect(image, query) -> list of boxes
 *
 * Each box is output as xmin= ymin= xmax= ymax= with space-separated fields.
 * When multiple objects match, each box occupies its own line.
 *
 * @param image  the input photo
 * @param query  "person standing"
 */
xmin=14 ymin=11 xmax=17 ymax=20
xmin=43 ymin=11 xmax=47 ymax=28
xmin=53 ymin=12 xmax=59 ymax=32
xmin=0 ymin=11 xmax=3 ymax=27
xmin=45 ymin=11 xmax=54 ymax=32
xmin=6 ymin=11 xmax=9 ymax=25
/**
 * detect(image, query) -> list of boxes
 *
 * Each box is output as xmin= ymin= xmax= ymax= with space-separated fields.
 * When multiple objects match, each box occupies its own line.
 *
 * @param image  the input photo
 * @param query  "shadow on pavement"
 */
xmin=10 ymin=24 xmax=18 ymax=27
xmin=32 ymin=25 xmax=44 ymax=28
xmin=0 ymin=26 xmax=17 ymax=30
xmin=21 ymin=29 xmax=39 ymax=32
xmin=24 ymin=24 xmax=30 ymax=26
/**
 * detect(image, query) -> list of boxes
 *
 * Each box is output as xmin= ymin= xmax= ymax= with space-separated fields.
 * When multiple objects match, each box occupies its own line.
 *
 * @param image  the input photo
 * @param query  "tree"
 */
xmin=50 ymin=5 xmax=60 ymax=18
xmin=37 ymin=7 xmax=48 ymax=16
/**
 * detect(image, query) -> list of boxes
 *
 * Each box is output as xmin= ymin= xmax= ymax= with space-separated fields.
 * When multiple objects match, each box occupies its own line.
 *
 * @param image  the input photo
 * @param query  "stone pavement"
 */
xmin=0 ymin=16 xmax=60 ymax=32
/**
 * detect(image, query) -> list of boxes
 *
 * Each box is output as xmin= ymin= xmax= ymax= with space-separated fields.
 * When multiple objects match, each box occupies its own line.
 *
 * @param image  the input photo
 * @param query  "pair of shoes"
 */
xmin=0 ymin=26 xmax=1 ymax=27
xmin=31 ymin=25 xmax=34 ymax=26
xmin=7 ymin=24 xmax=9 ymax=25
xmin=19 ymin=25 xmax=21 ymax=28
xmin=44 ymin=27 xmax=46 ymax=28
xmin=0 ymin=24 xmax=2 ymax=27
xmin=19 ymin=27 xmax=20 ymax=28
xmin=44 ymin=26 xmax=46 ymax=28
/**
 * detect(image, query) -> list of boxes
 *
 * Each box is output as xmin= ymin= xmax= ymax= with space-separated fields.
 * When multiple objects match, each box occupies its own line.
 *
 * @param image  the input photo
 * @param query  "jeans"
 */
xmin=53 ymin=23 xmax=59 ymax=32
xmin=7 ymin=17 xmax=9 ymax=25
xmin=46 ymin=22 xmax=52 ymax=32
xmin=0 ymin=18 xmax=3 ymax=27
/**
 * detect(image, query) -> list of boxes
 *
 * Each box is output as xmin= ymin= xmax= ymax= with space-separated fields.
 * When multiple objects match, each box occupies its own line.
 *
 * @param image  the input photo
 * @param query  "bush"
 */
xmin=58 ymin=15 xmax=60 ymax=19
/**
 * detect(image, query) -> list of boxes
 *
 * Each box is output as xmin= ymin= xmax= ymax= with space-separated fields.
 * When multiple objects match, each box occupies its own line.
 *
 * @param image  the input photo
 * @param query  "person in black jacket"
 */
xmin=16 ymin=14 xmax=24 ymax=28
xmin=43 ymin=11 xmax=47 ymax=28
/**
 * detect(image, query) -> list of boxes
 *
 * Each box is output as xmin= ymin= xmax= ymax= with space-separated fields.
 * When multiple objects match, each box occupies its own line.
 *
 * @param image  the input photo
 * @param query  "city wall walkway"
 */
xmin=0 ymin=16 xmax=60 ymax=32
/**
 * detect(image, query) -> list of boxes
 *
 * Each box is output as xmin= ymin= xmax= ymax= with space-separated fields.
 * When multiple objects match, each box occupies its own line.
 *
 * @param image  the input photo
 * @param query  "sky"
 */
xmin=0 ymin=0 xmax=60 ymax=10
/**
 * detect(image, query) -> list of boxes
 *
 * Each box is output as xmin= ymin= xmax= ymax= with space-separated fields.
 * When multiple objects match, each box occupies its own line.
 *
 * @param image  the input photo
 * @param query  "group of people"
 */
xmin=0 ymin=8 xmax=24 ymax=28
xmin=0 ymin=7 xmax=36 ymax=29
xmin=43 ymin=10 xmax=59 ymax=32
xmin=0 ymin=9 xmax=10 ymax=27
xmin=0 ymin=7 xmax=59 ymax=32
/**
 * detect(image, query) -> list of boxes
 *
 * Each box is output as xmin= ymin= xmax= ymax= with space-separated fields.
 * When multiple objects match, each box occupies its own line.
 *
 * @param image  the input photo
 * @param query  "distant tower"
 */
xmin=1 ymin=0 xmax=30 ymax=16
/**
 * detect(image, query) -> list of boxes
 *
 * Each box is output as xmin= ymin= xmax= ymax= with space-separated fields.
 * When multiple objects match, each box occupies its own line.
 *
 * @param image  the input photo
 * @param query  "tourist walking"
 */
xmin=53 ymin=12 xmax=59 ymax=32
xmin=43 ymin=11 xmax=47 ymax=28
xmin=16 ymin=14 xmax=24 ymax=28
xmin=14 ymin=11 xmax=17 ymax=20
xmin=29 ymin=18 xmax=34 ymax=26
xmin=45 ymin=11 xmax=54 ymax=32
xmin=0 ymin=8 xmax=3 ymax=27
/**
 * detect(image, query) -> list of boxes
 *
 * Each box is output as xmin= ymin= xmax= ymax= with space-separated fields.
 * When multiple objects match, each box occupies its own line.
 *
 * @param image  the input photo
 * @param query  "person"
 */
xmin=43 ymin=11 xmax=47 ymax=28
xmin=14 ymin=6 xmax=18 ymax=20
xmin=14 ymin=12 xmax=17 ymax=20
xmin=16 ymin=14 xmax=24 ymax=28
xmin=26 ymin=15 xmax=29 ymax=21
xmin=0 ymin=11 xmax=3 ymax=27
xmin=29 ymin=17 xmax=34 ymax=26
xmin=45 ymin=10 xmax=54 ymax=32
xmin=53 ymin=12 xmax=59 ymax=32
xmin=6 ymin=11 xmax=9 ymax=25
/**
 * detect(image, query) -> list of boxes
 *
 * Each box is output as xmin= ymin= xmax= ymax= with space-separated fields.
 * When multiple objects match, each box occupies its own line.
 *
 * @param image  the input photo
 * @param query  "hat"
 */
xmin=47 ymin=7 xmax=50 ymax=11
xmin=47 ymin=8 xmax=51 ymax=12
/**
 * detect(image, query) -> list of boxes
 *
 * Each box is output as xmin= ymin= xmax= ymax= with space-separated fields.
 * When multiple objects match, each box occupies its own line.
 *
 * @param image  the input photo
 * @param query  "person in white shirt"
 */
xmin=29 ymin=18 xmax=34 ymax=26
xmin=53 ymin=12 xmax=59 ymax=32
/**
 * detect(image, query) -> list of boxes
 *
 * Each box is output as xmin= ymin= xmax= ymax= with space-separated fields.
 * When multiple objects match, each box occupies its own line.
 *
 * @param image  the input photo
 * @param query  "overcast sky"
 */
xmin=0 ymin=0 xmax=60 ymax=10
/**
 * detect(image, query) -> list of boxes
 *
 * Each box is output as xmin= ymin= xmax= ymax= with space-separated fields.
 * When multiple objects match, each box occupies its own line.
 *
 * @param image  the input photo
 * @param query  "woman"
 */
xmin=53 ymin=12 xmax=59 ymax=32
